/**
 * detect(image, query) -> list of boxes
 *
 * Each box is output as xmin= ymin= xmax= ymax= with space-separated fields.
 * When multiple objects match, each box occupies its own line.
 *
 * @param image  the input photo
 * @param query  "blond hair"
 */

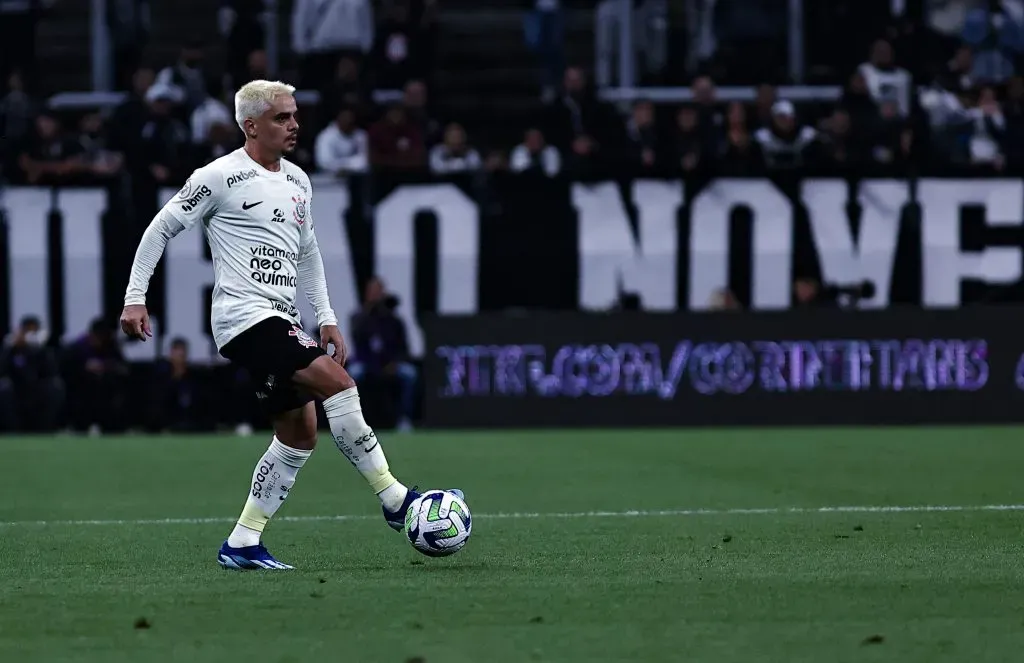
xmin=233 ymin=80 xmax=296 ymax=133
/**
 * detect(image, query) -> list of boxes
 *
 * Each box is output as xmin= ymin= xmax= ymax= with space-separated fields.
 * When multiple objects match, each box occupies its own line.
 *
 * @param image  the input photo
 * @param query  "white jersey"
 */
xmin=125 ymin=148 xmax=337 ymax=350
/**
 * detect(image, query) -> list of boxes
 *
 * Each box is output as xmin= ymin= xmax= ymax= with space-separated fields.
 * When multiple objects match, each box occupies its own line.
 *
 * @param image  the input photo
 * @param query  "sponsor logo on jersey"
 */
xmin=287 ymin=174 xmax=309 ymax=194
xmin=249 ymin=245 xmax=298 ymax=287
xmin=271 ymin=208 xmax=286 ymax=223
xmin=289 ymin=325 xmax=318 ymax=348
xmin=226 ymin=169 xmax=258 ymax=188
xmin=180 ymin=185 xmax=212 ymax=212
xmin=293 ymin=196 xmax=307 ymax=224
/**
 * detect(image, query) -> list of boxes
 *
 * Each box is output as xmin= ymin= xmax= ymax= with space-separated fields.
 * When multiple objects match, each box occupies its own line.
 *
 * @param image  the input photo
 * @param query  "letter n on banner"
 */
xmin=575 ymin=180 xmax=682 ymax=310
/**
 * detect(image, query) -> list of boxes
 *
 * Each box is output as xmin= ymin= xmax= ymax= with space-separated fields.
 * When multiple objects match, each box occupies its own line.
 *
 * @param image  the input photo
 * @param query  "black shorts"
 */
xmin=220 ymin=316 xmax=326 ymax=415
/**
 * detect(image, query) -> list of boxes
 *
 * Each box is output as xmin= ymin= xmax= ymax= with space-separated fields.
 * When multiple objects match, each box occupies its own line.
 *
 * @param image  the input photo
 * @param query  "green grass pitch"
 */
xmin=2 ymin=428 xmax=1024 ymax=662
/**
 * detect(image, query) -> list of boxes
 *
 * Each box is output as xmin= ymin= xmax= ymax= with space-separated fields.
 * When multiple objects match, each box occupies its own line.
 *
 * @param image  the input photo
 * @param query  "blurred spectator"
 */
xmin=967 ymin=85 xmax=1007 ymax=170
xmin=193 ymin=121 xmax=239 ymax=167
xmin=368 ymin=103 xmax=426 ymax=170
xmin=190 ymin=78 xmax=233 ymax=146
xmin=374 ymin=0 xmax=432 ymax=89
xmin=429 ymin=123 xmax=482 ymax=174
xmin=750 ymin=83 xmax=777 ymax=131
xmin=154 ymin=39 xmax=209 ymax=114
xmin=624 ymin=100 xmax=659 ymax=171
xmin=525 ymin=0 xmax=565 ymax=102
xmin=870 ymin=99 xmax=914 ymax=167
xmin=673 ymin=106 xmax=705 ymax=173
xmin=544 ymin=67 xmax=621 ymax=174
xmin=220 ymin=0 xmax=267 ymax=90
xmin=1003 ymin=75 xmax=1024 ymax=166
xmin=315 ymin=107 xmax=369 ymax=175
xmin=942 ymin=44 xmax=977 ymax=93
xmin=841 ymin=71 xmax=882 ymax=132
xmin=718 ymin=101 xmax=763 ymax=174
xmin=858 ymin=39 xmax=913 ymax=117
xmin=16 ymin=113 xmax=86 ymax=186
xmin=0 ymin=0 xmax=54 ymax=82
xmin=149 ymin=338 xmax=204 ymax=432
xmin=243 ymin=49 xmax=270 ymax=84
xmin=0 ymin=316 xmax=62 ymax=432
xmin=962 ymin=0 xmax=1024 ymax=84
xmin=708 ymin=288 xmax=741 ymax=310
xmin=402 ymin=80 xmax=442 ymax=146
xmin=348 ymin=277 xmax=416 ymax=432
xmin=0 ymin=70 xmax=40 ymax=179
xmin=753 ymin=100 xmax=818 ymax=170
xmin=320 ymin=56 xmax=369 ymax=123
xmin=691 ymin=76 xmax=724 ymax=141
xmin=292 ymin=0 xmax=374 ymax=89
xmin=109 ymin=66 xmax=156 ymax=156
xmin=817 ymin=108 xmax=868 ymax=168
xmin=510 ymin=128 xmax=561 ymax=176
xmin=140 ymin=84 xmax=189 ymax=184
xmin=75 ymin=113 xmax=124 ymax=180
xmin=594 ymin=0 xmax=669 ymax=90
xmin=63 ymin=318 xmax=129 ymax=435
xmin=793 ymin=277 xmax=831 ymax=308
xmin=706 ymin=0 xmax=787 ymax=84
xmin=106 ymin=0 xmax=151 ymax=91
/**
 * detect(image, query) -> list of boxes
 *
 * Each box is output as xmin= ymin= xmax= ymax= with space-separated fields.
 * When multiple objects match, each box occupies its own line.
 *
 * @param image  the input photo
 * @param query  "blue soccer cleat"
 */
xmin=217 ymin=541 xmax=294 ymax=570
xmin=383 ymin=487 xmax=466 ymax=532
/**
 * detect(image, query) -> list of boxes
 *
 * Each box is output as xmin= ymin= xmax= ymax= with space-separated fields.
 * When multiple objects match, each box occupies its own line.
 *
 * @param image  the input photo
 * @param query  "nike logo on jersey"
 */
xmin=242 ymin=201 xmax=263 ymax=210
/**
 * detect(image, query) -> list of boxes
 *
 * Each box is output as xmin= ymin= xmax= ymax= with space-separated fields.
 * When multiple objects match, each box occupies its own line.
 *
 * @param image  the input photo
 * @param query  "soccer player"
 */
xmin=119 ymin=80 xmax=461 ymax=570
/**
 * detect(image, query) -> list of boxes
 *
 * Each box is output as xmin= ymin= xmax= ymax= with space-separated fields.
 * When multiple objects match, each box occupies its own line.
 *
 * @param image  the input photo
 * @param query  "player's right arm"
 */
xmin=120 ymin=166 xmax=222 ymax=341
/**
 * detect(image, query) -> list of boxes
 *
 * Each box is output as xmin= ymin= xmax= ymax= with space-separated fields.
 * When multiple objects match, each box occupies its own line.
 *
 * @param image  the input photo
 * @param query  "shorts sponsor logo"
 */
xmin=287 ymin=174 xmax=309 ymax=194
xmin=289 ymin=325 xmax=318 ymax=348
xmin=226 ymin=169 xmax=258 ymax=188
xmin=292 ymin=196 xmax=307 ymax=225
xmin=180 ymin=185 xmax=212 ymax=212
xmin=252 ymin=460 xmax=276 ymax=499
xmin=271 ymin=208 xmax=286 ymax=223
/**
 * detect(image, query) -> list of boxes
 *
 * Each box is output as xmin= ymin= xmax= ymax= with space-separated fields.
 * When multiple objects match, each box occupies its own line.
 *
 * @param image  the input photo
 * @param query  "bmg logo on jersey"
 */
xmin=226 ymin=169 xmax=258 ymax=188
xmin=292 ymin=196 xmax=307 ymax=225
xmin=180 ymin=185 xmax=212 ymax=212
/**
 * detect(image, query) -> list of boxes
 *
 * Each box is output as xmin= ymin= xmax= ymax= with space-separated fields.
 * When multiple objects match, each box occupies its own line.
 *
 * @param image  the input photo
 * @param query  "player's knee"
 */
xmin=294 ymin=355 xmax=355 ymax=400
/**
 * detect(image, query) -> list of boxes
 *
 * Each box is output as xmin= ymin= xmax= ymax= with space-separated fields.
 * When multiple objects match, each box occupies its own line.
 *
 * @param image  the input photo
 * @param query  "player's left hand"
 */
xmin=319 ymin=325 xmax=347 ymax=366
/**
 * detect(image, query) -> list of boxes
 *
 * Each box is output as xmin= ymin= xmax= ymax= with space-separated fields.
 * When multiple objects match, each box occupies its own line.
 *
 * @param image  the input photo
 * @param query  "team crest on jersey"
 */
xmin=175 ymin=178 xmax=193 ymax=200
xmin=292 ymin=196 xmax=307 ymax=225
xmin=288 ymin=325 xmax=317 ymax=348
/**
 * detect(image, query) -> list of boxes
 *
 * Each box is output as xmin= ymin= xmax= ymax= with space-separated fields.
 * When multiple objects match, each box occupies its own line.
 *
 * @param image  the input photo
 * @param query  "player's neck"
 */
xmin=243 ymin=141 xmax=282 ymax=172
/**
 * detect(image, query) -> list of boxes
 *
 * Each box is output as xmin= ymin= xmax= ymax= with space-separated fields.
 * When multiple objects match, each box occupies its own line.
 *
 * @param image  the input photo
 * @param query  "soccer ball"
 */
xmin=404 ymin=490 xmax=472 ymax=557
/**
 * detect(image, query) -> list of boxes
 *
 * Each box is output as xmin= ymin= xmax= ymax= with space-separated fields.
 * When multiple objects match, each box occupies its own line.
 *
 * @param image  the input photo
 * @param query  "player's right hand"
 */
xmin=120 ymin=304 xmax=152 ymax=342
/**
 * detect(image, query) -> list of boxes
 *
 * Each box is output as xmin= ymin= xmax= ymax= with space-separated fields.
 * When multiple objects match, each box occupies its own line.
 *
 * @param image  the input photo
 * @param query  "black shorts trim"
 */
xmin=221 ymin=316 xmax=326 ymax=415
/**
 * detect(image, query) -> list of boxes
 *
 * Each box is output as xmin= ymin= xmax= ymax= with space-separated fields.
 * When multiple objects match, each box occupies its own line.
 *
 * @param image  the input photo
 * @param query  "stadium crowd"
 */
xmin=3 ymin=0 xmax=1024 ymax=433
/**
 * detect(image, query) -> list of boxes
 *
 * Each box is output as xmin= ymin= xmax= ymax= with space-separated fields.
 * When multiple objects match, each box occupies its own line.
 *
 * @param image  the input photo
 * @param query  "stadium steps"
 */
xmin=433 ymin=4 xmax=597 ymax=150
xmin=35 ymin=1 xmax=221 ymax=94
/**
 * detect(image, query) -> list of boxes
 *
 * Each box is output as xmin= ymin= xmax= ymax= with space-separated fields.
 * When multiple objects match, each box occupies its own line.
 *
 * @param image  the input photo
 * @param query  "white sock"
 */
xmin=226 ymin=436 xmax=311 ymax=548
xmin=322 ymin=387 xmax=408 ymax=512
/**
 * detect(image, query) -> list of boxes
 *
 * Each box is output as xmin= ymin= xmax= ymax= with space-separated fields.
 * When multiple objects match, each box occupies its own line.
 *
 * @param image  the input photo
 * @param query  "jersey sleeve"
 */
xmin=162 ymin=165 xmax=223 ymax=230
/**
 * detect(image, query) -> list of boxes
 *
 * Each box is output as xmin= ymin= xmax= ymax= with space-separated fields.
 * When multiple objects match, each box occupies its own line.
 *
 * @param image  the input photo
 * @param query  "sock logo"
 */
xmin=252 ymin=460 xmax=276 ymax=499
xmin=279 ymin=484 xmax=290 ymax=501
xmin=355 ymin=431 xmax=378 ymax=454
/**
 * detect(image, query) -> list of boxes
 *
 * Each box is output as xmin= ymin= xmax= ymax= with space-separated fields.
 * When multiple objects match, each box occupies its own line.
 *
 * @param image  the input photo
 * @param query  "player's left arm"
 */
xmin=296 ymin=185 xmax=345 ymax=364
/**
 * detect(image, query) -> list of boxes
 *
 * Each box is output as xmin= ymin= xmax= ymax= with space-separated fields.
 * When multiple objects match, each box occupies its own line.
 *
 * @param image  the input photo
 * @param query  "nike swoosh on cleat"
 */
xmin=242 ymin=201 xmax=263 ymax=210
